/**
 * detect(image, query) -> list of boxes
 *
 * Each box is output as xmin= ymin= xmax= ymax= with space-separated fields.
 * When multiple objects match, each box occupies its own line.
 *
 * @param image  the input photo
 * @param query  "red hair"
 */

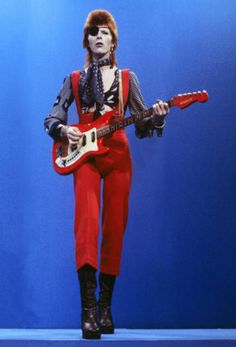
xmin=83 ymin=10 xmax=118 ymax=67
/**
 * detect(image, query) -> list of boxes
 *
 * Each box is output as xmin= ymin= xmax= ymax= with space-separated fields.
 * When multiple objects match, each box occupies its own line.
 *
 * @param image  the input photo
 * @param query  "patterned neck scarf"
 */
xmin=80 ymin=58 xmax=111 ymax=117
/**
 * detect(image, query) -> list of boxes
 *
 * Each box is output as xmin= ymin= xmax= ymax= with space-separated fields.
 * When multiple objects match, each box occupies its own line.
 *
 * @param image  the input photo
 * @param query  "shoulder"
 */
xmin=118 ymin=69 xmax=138 ymax=82
xmin=68 ymin=70 xmax=86 ymax=86
xmin=128 ymin=71 xmax=141 ymax=88
xmin=129 ymin=70 xmax=139 ymax=82
xmin=119 ymin=69 xmax=135 ymax=76
xmin=69 ymin=69 xmax=84 ymax=78
xmin=129 ymin=70 xmax=137 ymax=77
xmin=69 ymin=69 xmax=86 ymax=77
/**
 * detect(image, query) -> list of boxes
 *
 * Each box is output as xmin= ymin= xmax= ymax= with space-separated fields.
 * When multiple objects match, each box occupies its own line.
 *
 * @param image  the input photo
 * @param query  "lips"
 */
xmin=96 ymin=42 xmax=103 ymax=47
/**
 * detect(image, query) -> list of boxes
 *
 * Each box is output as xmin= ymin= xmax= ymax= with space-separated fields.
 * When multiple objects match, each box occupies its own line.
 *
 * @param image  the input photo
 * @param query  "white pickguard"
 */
xmin=55 ymin=127 xmax=98 ymax=168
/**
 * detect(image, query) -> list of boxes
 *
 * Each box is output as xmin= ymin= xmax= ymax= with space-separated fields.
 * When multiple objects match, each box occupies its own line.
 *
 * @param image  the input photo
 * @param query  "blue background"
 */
xmin=0 ymin=0 xmax=236 ymax=328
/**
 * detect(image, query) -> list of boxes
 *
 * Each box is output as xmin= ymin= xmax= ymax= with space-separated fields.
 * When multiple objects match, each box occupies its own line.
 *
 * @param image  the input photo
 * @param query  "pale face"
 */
xmin=87 ymin=25 xmax=113 ymax=61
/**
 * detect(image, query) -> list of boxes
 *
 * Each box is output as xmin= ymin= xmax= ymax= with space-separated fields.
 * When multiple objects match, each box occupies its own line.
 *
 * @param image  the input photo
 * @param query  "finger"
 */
xmin=153 ymin=103 xmax=163 ymax=116
xmin=163 ymin=102 xmax=169 ymax=114
xmin=68 ymin=133 xmax=82 ymax=141
xmin=161 ymin=102 xmax=169 ymax=114
xmin=69 ymin=139 xmax=80 ymax=145
xmin=70 ymin=128 xmax=82 ymax=136
xmin=68 ymin=129 xmax=81 ymax=137
xmin=68 ymin=135 xmax=82 ymax=143
xmin=157 ymin=101 xmax=169 ymax=115
xmin=68 ymin=130 xmax=82 ymax=139
xmin=163 ymin=102 xmax=169 ymax=109
xmin=68 ymin=136 xmax=81 ymax=144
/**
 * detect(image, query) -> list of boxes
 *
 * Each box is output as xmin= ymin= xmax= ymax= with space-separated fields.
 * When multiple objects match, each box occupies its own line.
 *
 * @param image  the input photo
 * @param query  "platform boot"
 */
xmin=98 ymin=272 xmax=116 ymax=334
xmin=77 ymin=265 xmax=101 ymax=339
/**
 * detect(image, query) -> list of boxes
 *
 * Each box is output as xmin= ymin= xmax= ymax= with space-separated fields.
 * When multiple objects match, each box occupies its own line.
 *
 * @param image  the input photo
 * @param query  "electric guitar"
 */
xmin=52 ymin=90 xmax=208 ymax=175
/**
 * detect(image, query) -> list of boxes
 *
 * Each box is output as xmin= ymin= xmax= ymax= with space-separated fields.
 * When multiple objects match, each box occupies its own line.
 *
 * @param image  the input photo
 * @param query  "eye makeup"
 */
xmin=89 ymin=26 xmax=109 ymax=36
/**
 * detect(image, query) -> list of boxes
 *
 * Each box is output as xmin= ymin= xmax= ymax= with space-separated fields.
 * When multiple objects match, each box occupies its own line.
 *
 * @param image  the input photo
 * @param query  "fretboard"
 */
xmin=95 ymin=90 xmax=208 ymax=139
xmin=96 ymin=107 xmax=155 ymax=139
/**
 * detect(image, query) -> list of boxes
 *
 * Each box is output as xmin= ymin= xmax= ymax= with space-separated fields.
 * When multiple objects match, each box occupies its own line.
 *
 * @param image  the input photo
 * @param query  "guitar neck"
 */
xmin=96 ymin=104 xmax=169 ymax=139
xmin=96 ymin=90 xmax=209 ymax=139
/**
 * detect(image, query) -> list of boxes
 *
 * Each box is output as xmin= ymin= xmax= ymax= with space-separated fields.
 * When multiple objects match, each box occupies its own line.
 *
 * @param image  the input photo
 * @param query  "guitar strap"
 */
xmin=71 ymin=69 xmax=130 ymax=118
xmin=120 ymin=69 xmax=130 ymax=115
xmin=71 ymin=70 xmax=81 ymax=115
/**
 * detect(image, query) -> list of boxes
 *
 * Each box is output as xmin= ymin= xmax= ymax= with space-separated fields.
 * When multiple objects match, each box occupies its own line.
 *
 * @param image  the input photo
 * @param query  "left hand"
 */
xmin=152 ymin=100 xmax=169 ymax=117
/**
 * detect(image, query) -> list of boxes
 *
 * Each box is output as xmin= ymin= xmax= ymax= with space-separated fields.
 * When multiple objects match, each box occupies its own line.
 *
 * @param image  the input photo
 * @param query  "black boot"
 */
xmin=98 ymin=272 xmax=116 ymax=334
xmin=77 ymin=265 xmax=101 ymax=339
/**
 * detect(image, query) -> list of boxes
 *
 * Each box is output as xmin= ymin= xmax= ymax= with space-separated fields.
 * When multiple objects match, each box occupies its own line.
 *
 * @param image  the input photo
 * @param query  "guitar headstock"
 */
xmin=170 ymin=90 xmax=209 ymax=109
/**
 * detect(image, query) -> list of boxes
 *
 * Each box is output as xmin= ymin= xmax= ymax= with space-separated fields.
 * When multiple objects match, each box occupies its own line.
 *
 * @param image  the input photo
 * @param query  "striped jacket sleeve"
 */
xmin=44 ymin=75 xmax=74 ymax=140
xmin=128 ymin=71 xmax=165 ymax=138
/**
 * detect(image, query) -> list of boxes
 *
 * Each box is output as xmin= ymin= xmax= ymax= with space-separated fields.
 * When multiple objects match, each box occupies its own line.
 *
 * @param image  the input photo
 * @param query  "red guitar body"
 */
xmin=52 ymin=109 xmax=119 ymax=175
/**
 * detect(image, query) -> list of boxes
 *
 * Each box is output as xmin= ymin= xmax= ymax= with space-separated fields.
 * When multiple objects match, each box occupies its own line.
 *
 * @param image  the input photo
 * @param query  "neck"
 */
xmin=92 ymin=52 xmax=110 ymax=62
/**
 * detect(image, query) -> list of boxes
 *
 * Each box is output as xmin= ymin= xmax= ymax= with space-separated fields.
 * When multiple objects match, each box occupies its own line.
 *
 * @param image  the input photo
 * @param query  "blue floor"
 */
xmin=0 ymin=329 xmax=236 ymax=346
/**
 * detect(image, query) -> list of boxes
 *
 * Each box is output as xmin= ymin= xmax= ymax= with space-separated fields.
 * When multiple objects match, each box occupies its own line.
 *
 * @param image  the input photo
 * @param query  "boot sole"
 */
xmin=100 ymin=327 xmax=114 ymax=334
xmin=82 ymin=331 xmax=101 ymax=339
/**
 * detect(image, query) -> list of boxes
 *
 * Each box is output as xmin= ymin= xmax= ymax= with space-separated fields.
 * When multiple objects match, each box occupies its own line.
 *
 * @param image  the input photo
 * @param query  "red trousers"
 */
xmin=73 ymin=127 xmax=132 ymax=276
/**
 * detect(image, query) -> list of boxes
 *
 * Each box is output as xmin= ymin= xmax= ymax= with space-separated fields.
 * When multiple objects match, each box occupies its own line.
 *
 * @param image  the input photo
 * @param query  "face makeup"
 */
xmin=88 ymin=25 xmax=113 ymax=60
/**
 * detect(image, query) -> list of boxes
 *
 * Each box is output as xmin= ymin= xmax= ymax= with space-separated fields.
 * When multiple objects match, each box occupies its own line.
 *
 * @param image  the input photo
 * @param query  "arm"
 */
xmin=44 ymin=75 xmax=74 ymax=140
xmin=127 ymin=71 xmax=168 ymax=138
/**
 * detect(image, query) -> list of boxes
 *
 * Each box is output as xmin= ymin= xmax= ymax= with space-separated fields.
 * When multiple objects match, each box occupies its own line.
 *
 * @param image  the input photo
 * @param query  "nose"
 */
xmin=96 ymin=30 xmax=102 ymax=39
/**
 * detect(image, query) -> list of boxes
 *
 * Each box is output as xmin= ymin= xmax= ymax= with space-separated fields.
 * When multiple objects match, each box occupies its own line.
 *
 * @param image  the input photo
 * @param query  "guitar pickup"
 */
xmin=91 ymin=131 xmax=96 ymax=143
xmin=82 ymin=135 xmax=87 ymax=146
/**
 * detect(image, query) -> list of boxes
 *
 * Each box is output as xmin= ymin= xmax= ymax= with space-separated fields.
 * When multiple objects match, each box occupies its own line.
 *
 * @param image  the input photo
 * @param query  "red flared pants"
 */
xmin=73 ymin=125 xmax=132 ymax=275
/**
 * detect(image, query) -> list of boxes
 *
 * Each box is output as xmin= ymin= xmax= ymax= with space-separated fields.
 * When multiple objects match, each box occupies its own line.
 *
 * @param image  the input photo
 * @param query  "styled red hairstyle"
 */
xmin=83 ymin=10 xmax=118 ymax=67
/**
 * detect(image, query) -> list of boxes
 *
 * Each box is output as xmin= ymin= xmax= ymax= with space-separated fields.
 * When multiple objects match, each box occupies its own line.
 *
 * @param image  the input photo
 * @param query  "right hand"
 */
xmin=65 ymin=126 xmax=83 ymax=144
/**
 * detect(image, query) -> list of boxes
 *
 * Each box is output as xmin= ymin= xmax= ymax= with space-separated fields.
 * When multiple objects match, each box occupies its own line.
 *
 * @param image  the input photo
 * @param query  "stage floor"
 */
xmin=0 ymin=329 xmax=236 ymax=346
